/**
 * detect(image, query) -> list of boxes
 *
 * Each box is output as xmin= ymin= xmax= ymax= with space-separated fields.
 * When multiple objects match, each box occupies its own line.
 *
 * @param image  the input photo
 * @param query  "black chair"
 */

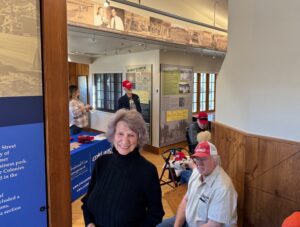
xmin=185 ymin=127 xmax=196 ymax=155
xmin=159 ymin=147 xmax=189 ymax=188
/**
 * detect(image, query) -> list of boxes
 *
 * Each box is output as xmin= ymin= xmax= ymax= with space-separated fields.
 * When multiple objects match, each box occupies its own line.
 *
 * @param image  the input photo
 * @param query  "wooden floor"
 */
xmin=72 ymin=150 xmax=178 ymax=227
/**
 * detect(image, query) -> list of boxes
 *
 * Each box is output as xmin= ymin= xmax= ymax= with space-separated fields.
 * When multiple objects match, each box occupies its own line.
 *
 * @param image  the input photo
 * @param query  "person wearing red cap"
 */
xmin=158 ymin=141 xmax=238 ymax=227
xmin=187 ymin=111 xmax=210 ymax=154
xmin=282 ymin=211 xmax=300 ymax=227
xmin=117 ymin=80 xmax=142 ymax=113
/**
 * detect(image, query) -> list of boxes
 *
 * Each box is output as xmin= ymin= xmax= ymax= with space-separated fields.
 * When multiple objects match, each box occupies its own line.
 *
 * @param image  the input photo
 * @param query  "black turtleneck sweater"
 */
xmin=81 ymin=147 xmax=164 ymax=227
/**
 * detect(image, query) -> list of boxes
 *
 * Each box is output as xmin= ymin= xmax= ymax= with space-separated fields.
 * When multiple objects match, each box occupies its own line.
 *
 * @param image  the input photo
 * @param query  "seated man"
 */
xmin=187 ymin=112 xmax=210 ymax=154
xmin=158 ymin=141 xmax=238 ymax=227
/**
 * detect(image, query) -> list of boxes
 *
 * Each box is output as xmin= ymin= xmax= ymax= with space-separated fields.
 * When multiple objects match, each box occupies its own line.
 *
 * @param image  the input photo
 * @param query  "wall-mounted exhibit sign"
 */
xmin=0 ymin=1 xmax=47 ymax=226
xmin=160 ymin=65 xmax=193 ymax=147
xmin=66 ymin=0 xmax=227 ymax=51
xmin=126 ymin=64 xmax=152 ymax=143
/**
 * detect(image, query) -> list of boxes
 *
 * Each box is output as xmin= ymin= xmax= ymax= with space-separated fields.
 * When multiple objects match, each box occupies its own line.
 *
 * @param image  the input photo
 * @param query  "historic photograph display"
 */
xmin=126 ymin=65 xmax=152 ymax=143
xmin=149 ymin=17 xmax=171 ymax=39
xmin=0 ymin=0 xmax=42 ymax=97
xmin=160 ymin=65 xmax=193 ymax=147
xmin=125 ymin=12 xmax=150 ymax=35
xmin=67 ymin=0 xmax=94 ymax=25
xmin=66 ymin=0 xmax=228 ymax=52
xmin=168 ymin=26 xmax=189 ymax=44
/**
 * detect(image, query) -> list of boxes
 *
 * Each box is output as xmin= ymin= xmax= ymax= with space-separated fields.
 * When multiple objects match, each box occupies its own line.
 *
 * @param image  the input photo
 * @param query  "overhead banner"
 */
xmin=66 ymin=0 xmax=227 ymax=51
xmin=0 ymin=1 xmax=47 ymax=226
xmin=160 ymin=65 xmax=193 ymax=147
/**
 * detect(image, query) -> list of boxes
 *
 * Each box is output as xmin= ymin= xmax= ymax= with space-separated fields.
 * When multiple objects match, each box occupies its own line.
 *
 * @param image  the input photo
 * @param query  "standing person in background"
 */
xmin=187 ymin=111 xmax=210 ymax=153
xmin=110 ymin=8 xmax=124 ymax=30
xmin=81 ymin=109 xmax=164 ymax=227
xmin=69 ymin=85 xmax=91 ymax=135
xmin=118 ymin=80 xmax=142 ymax=113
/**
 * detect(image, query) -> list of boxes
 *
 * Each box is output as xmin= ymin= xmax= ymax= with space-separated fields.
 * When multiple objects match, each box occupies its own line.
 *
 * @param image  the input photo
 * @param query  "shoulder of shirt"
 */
xmin=136 ymin=155 xmax=157 ymax=171
xmin=214 ymin=167 xmax=236 ymax=190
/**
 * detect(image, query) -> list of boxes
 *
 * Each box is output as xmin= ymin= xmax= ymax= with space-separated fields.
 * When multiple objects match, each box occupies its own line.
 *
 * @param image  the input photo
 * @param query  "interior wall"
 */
xmin=160 ymin=51 xmax=224 ymax=73
xmin=89 ymin=49 xmax=160 ymax=146
xmin=216 ymin=0 xmax=300 ymax=142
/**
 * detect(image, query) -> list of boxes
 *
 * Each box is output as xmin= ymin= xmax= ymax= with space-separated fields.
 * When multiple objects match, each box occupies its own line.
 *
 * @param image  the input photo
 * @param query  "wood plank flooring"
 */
xmin=72 ymin=150 xmax=178 ymax=227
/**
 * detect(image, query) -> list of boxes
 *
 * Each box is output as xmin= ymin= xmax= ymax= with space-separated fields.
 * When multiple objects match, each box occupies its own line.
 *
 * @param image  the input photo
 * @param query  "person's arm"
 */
xmin=141 ymin=166 xmax=164 ymax=227
xmin=174 ymin=193 xmax=187 ymax=227
xmin=134 ymin=94 xmax=142 ymax=113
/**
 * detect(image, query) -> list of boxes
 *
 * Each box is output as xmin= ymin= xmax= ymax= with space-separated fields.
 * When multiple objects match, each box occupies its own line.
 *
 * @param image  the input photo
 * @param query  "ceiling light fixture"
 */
xmin=104 ymin=0 xmax=110 ymax=8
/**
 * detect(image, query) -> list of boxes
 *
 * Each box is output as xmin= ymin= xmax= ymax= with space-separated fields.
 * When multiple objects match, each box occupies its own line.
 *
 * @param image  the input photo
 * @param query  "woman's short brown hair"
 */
xmin=106 ymin=109 xmax=148 ymax=150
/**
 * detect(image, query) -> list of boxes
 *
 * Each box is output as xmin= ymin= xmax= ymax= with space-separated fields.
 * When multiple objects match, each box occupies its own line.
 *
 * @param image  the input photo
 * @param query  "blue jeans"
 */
xmin=157 ymin=216 xmax=189 ymax=227
xmin=179 ymin=169 xmax=192 ymax=184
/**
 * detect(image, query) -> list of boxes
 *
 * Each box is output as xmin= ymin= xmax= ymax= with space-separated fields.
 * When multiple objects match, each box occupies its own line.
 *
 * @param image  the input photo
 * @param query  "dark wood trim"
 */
xmin=41 ymin=0 xmax=71 ymax=226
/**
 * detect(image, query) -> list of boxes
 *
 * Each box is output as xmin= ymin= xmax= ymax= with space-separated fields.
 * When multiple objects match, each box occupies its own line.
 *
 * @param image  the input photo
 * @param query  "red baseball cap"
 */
xmin=122 ymin=80 xmax=132 ymax=90
xmin=282 ymin=212 xmax=300 ymax=227
xmin=191 ymin=141 xmax=218 ymax=159
xmin=197 ymin=111 xmax=208 ymax=124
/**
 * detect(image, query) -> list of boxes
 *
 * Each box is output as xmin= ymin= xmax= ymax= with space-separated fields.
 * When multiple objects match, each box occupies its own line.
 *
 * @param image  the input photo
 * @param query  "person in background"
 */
xmin=110 ymin=8 xmax=124 ymax=30
xmin=282 ymin=211 xmax=300 ymax=227
xmin=82 ymin=109 xmax=164 ymax=227
xmin=180 ymin=130 xmax=212 ymax=184
xmin=158 ymin=141 xmax=238 ymax=227
xmin=118 ymin=80 xmax=142 ymax=113
xmin=187 ymin=111 xmax=210 ymax=153
xmin=69 ymin=85 xmax=91 ymax=135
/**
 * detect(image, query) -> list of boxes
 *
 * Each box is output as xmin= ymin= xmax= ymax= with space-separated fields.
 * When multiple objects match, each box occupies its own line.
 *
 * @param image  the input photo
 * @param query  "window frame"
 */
xmin=192 ymin=72 xmax=217 ymax=113
xmin=93 ymin=73 xmax=123 ymax=113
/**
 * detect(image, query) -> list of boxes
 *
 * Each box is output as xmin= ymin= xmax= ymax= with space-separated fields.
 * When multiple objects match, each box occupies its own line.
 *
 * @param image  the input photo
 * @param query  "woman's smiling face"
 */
xmin=113 ymin=121 xmax=138 ymax=155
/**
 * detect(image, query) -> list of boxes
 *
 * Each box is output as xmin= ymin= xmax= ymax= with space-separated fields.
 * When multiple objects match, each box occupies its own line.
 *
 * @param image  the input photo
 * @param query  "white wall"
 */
xmin=160 ymin=51 xmax=224 ymax=73
xmin=89 ymin=50 xmax=161 ymax=146
xmin=217 ymin=0 xmax=300 ymax=142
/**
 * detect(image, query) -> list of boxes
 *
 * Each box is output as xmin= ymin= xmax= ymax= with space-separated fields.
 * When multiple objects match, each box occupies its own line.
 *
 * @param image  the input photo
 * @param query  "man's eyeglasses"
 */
xmin=192 ymin=157 xmax=210 ymax=164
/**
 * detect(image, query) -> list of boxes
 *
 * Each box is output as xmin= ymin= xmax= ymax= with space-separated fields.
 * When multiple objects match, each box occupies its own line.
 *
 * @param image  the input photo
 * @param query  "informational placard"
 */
xmin=0 ymin=1 xmax=47 ymax=226
xmin=126 ymin=64 xmax=152 ymax=143
xmin=160 ymin=65 xmax=193 ymax=147
xmin=166 ymin=109 xmax=189 ymax=122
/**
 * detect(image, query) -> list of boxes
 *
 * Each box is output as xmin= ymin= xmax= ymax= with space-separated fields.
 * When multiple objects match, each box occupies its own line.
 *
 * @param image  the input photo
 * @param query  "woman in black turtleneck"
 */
xmin=81 ymin=109 xmax=164 ymax=227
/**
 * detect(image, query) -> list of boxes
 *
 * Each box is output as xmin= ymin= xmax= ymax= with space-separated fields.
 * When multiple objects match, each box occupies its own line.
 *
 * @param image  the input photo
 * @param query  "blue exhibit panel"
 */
xmin=0 ymin=123 xmax=47 ymax=226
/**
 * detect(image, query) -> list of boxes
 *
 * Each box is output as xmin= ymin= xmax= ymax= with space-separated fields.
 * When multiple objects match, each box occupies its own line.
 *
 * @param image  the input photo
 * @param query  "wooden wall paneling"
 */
xmin=213 ymin=122 xmax=300 ymax=227
xmin=41 ymin=0 xmax=72 ymax=226
xmin=244 ymin=136 xmax=300 ymax=227
xmin=68 ymin=62 xmax=77 ymax=86
xmin=76 ymin=63 xmax=89 ymax=76
xmin=211 ymin=122 xmax=245 ymax=227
